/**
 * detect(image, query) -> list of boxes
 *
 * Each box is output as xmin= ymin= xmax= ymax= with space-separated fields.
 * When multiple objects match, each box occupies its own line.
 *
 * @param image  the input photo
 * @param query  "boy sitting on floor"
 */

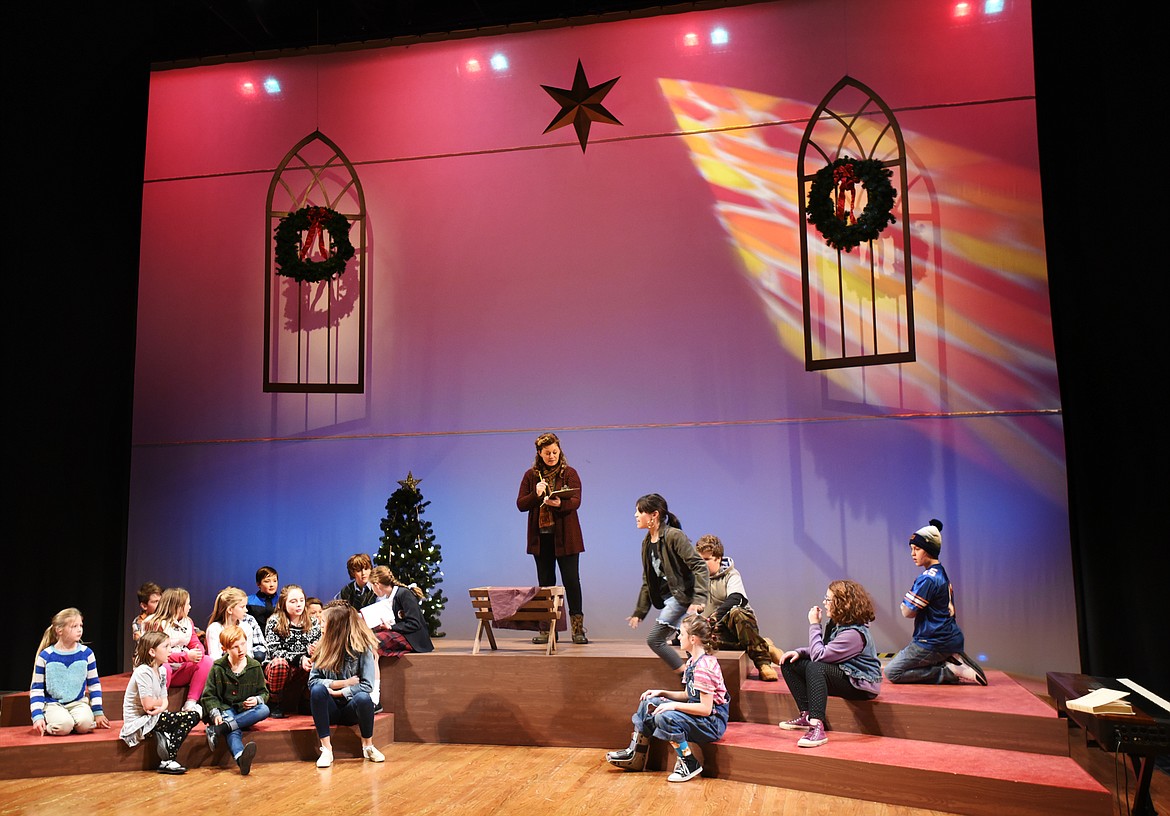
xmin=695 ymin=535 xmax=784 ymax=681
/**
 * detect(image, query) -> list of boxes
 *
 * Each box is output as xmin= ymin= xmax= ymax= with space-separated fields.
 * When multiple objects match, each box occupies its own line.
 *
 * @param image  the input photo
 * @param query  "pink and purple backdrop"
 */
xmin=129 ymin=0 xmax=1075 ymax=675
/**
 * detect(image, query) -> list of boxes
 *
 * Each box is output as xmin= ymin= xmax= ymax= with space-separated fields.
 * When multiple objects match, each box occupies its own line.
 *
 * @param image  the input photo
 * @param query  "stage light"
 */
xmin=490 ymin=53 xmax=509 ymax=71
xmin=465 ymin=58 xmax=482 ymax=73
xmin=953 ymin=2 xmax=973 ymax=17
xmin=710 ymin=27 xmax=729 ymax=45
xmin=984 ymin=0 xmax=1004 ymax=13
xmin=240 ymin=80 xmax=257 ymax=97
xmin=263 ymin=77 xmax=281 ymax=94
xmin=683 ymin=32 xmax=699 ymax=47
xmin=978 ymin=653 xmax=988 ymax=662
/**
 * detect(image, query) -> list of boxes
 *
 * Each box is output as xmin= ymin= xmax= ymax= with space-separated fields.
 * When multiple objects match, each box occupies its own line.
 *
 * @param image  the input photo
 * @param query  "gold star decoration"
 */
xmin=398 ymin=471 xmax=422 ymax=492
xmin=541 ymin=59 xmax=622 ymax=152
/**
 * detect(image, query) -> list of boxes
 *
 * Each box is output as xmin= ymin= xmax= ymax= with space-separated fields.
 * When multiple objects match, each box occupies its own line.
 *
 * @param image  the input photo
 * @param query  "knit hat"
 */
xmin=908 ymin=518 xmax=943 ymax=558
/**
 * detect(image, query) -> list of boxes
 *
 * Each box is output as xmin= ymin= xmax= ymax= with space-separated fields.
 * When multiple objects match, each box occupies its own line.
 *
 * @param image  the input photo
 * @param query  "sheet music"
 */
xmin=1119 ymin=677 xmax=1170 ymax=714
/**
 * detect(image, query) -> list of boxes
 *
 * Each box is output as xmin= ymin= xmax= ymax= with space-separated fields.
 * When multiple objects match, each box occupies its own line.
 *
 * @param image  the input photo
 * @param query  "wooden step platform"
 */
xmin=704 ymin=722 xmax=1109 ymax=816
xmin=0 ymin=637 xmax=1111 ymax=814
xmin=0 ymin=713 xmax=394 ymax=779
xmin=738 ymin=669 xmax=1070 ymax=755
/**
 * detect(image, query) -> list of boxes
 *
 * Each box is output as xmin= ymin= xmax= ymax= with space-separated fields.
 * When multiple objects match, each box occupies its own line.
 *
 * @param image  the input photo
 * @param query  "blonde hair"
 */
xmin=207 ymin=586 xmax=248 ymax=632
xmin=314 ymin=604 xmax=379 ymax=673
xmin=270 ymin=584 xmax=307 ymax=639
xmin=147 ymin=587 xmax=190 ymax=632
xmin=370 ymin=565 xmax=425 ymax=599
xmin=35 ymin=608 xmax=83 ymax=656
xmin=134 ymin=631 xmax=169 ymax=667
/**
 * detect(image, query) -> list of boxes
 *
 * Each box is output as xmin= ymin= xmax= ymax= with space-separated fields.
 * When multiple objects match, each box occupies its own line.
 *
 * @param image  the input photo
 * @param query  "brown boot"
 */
xmin=571 ymin=614 xmax=589 ymax=644
xmin=756 ymin=661 xmax=778 ymax=682
xmin=764 ymin=637 xmax=785 ymax=666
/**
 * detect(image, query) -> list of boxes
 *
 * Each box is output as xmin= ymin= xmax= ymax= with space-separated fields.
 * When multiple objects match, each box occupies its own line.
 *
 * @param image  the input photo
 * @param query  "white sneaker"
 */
xmin=362 ymin=745 xmax=385 ymax=763
xmin=182 ymin=700 xmax=202 ymax=717
xmin=316 ymin=748 xmax=333 ymax=768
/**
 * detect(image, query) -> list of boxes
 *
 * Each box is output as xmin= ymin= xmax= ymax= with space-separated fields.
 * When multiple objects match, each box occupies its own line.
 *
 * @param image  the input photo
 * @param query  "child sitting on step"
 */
xmin=308 ymin=604 xmax=386 ymax=767
xmin=606 ymin=613 xmax=729 ymax=783
xmin=121 ymin=632 xmax=201 ymax=774
xmin=263 ymin=583 xmax=321 ymax=718
xmin=778 ymin=579 xmax=882 ymax=748
xmin=145 ymin=587 xmax=211 ymax=715
xmin=885 ymin=519 xmax=987 ymax=686
xmin=363 ymin=565 xmax=434 ymax=656
xmin=30 ymin=608 xmax=110 ymax=735
xmin=200 ymin=624 xmax=269 ymax=775
xmin=131 ymin=582 xmax=161 ymax=643
xmin=206 ymin=586 xmax=267 ymax=663
xmin=695 ymin=534 xmax=785 ymax=682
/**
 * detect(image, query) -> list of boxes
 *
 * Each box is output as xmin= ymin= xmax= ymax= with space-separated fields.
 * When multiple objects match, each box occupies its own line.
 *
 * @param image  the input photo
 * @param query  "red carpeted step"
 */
xmin=704 ymin=721 xmax=1109 ymax=816
xmin=738 ymin=668 xmax=1069 ymax=755
xmin=0 ymin=713 xmax=394 ymax=779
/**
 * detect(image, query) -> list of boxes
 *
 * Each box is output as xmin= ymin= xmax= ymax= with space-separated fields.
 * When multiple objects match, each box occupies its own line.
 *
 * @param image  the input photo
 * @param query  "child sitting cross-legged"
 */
xmin=200 ymin=624 xmax=269 ymax=775
xmin=605 ymin=613 xmax=728 ymax=783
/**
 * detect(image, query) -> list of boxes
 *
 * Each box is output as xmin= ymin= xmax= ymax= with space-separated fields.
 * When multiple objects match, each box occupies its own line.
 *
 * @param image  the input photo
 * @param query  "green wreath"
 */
xmin=273 ymin=206 xmax=356 ymax=283
xmin=806 ymin=157 xmax=897 ymax=253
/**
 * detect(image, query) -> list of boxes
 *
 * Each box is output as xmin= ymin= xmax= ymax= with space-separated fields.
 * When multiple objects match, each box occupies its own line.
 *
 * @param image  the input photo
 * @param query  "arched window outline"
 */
xmin=797 ymin=76 xmax=915 ymax=371
xmin=264 ymin=130 xmax=367 ymax=393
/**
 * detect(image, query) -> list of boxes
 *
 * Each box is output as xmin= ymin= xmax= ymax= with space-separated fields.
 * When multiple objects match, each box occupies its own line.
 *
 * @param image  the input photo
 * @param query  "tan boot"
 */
xmin=764 ymin=637 xmax=785 ymax=666
xmin=571 ymin=614 xmax=589 ymax=644
xmin=756 ymin=661 xmax=778 ymax=682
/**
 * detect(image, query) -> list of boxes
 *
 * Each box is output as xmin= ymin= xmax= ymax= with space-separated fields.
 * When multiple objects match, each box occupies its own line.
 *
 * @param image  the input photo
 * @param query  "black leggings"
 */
xmin=533 ymin=536 xmax=583 ymax=616
xmin=151 ymin=709 xmax=200 ymax=760
xmin=780 ymin=659 xmax=873 ymax=722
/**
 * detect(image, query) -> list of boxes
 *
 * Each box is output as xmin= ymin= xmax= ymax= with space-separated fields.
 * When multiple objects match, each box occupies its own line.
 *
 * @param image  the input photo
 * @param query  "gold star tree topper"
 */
xmin=398 ymin=471 xmax=422 ymax=492
xmin=541 ymin=59 xmax=622 ymax=152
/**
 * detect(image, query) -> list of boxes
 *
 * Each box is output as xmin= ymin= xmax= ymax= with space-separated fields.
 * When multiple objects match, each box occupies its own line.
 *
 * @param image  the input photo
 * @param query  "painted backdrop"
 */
xmin=130 ymin=0 xmax=1076 ymax=676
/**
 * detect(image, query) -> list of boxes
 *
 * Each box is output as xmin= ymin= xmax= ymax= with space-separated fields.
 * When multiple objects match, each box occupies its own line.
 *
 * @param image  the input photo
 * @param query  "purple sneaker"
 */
xmin=797 ymin=721 xmax=828 ymax=748
xmin=778 ymin=711 xmax=812 ymax=731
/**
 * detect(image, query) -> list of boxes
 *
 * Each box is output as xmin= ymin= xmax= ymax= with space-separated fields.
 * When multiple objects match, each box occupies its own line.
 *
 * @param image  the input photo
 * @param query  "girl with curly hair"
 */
xmin=778 ymin=579 xmax=882 ymax=748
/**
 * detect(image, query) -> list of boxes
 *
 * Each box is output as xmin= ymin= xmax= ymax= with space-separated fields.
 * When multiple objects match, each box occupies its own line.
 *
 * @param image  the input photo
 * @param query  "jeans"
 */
xmin=885 ymin=641 xmax=961 ymax=684
xmin=631 ymin=695 xmax=729 ymax=745
xmin=646 ymin=596 xmax=688 ymax=670
xmin=220 ymin=703 xmax=270 ymax=758
xmin=309 ymin=683 xmax=375 ymax=739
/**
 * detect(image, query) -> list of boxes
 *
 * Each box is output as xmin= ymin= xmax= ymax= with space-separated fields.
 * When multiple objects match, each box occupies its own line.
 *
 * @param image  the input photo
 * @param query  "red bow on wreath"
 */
xmin=299 ymin=206 xmax=332 ymax=262
xmin=833 ymin=163 xmax=858 ymax=225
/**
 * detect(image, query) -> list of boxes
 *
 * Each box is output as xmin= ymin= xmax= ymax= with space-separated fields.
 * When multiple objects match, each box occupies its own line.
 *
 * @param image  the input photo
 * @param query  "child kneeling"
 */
xmin=606 ymin=613 xmax=728 ymax=783
xmin=201 ymin=624 xmax=270 ymax=775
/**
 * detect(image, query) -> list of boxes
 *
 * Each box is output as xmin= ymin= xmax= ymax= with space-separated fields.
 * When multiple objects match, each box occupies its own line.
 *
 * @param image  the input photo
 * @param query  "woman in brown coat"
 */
xmin=517 ymin=432 xmax=588 ymax=644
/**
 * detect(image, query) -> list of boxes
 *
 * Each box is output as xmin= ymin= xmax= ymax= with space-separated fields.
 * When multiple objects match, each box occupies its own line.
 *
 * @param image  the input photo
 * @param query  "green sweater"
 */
xmin=199 ymin=656 xmax=269 ymax=716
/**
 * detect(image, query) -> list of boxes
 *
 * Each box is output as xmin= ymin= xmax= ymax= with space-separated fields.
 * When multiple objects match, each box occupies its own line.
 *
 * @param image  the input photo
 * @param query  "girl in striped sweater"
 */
xmin=29 ymin=608 xmax=109 ymax=735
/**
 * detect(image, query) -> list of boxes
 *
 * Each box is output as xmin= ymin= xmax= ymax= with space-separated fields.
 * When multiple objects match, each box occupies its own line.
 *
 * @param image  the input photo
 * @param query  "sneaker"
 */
xmin=157 ymin=759 xmax=187 ymax=775
xmin=269 ymin=704 xmax=285 ymax=719
xmin=154 ymin=730 xmax=171 ymax=762
xmin=205 ymin=722 xmax=220 ymax=752
xmin=778 ymin=711 xmax=812 ymax=731
xmin=316 ymin=747 xmax=333 ymax=768
xmin=182 ymin=700 xmax=202 ymax=717
xmin=363 ymin=744 xmax=386 ymax=763
xmin=797 ymin=721 xmax=828 ymax=748
xmin=756 ymin=662 xmax=779 ymax=682
xmin=948 ymin=652 xmax=988 ymax=686
xmin=237 ymin=742 xmax=257 ymax=775
xmin=666 ymin=753 xmax=702 ymax=782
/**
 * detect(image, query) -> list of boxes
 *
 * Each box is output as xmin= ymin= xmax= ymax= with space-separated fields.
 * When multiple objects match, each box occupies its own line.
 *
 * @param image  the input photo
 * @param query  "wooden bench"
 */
xmin=469 ymin=586 xmax=566 ymax=656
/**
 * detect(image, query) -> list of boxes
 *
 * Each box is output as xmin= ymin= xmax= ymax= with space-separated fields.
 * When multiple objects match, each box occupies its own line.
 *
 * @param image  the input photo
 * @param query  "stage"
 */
xmin=0 ymin=637 xmax=1114 ymax=815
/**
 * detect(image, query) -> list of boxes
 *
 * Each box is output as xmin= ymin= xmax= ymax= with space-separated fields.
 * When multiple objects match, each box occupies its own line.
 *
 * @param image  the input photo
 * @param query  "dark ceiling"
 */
xmin=148 ymin=1 xmax=734 ymax=66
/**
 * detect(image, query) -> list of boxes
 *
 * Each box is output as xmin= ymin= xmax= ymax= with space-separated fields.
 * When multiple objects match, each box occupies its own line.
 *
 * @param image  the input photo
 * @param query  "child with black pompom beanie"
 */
xmin=885 ymin=519 xmax=987 ymax=685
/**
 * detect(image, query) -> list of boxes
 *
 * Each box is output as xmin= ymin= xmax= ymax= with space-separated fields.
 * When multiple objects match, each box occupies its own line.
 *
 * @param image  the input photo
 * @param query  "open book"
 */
xmin=1066 ymin=687 xmax=1135 ymax=716
xmin=545 ymin=487 xmax=579 ymax=499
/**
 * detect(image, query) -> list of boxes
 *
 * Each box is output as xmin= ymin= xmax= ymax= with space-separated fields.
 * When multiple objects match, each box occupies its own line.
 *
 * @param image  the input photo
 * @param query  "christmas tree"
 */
xmin=374 ymin=471 xmax=447 ymax=637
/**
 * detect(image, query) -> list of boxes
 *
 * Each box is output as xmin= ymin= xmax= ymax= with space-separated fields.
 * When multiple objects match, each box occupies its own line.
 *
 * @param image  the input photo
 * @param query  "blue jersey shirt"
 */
xmin=902 ymin=563 xmax=964 ymax=653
